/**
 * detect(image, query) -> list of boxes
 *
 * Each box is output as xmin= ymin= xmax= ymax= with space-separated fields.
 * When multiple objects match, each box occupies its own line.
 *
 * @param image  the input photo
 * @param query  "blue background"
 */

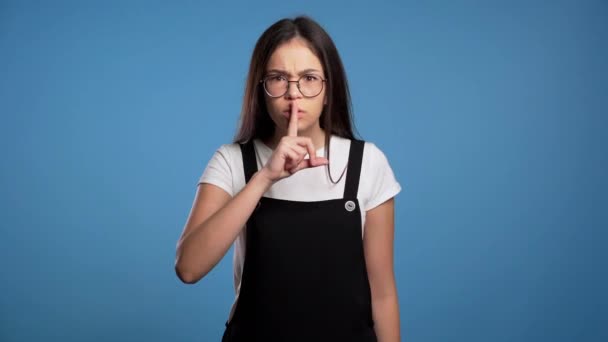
xmin=1 ymin=0 xmax=606 ymax=341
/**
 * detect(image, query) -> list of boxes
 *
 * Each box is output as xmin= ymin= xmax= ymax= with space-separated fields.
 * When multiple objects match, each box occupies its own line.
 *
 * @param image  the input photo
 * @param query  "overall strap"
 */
xmin=240 ymin=140 xmax=258 ymax=184
xmin=343 ymin=139 xmax=365 ymax=199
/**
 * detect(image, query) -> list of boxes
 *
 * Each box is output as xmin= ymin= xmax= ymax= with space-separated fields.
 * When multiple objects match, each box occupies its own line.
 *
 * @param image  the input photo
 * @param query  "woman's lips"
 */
xmin=282 ymin=110 xmax=304 ymax=118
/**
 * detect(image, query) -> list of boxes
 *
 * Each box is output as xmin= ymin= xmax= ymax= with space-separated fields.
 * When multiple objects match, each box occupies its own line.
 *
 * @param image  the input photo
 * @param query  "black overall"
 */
xmin=221 ymin=139 xmax=377 ymax=342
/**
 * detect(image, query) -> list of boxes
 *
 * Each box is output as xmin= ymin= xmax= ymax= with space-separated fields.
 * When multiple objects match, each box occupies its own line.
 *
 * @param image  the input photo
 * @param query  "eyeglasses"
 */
xmin=260 ymin=74 xmax=327 ymax=98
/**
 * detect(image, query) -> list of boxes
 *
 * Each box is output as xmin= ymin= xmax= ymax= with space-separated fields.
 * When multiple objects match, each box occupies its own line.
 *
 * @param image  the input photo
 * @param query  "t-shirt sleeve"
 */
xmin=197 ymin=144 xmax=234 ymax=197
xmin=363 ymin=142 xmax=402 ymax=211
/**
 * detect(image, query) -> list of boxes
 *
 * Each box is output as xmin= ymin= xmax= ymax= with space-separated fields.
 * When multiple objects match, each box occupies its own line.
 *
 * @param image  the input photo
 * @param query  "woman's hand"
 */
xmin=259 ymin=101 xmax=329 ymax=183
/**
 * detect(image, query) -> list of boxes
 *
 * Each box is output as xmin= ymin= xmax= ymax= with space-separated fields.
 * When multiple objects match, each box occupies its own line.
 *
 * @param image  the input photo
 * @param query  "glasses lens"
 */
xmin=299 ymin=75 xmax=323 ymax=97
xmin=264 ymin=76 xmax=287 ymax=97
xmin=263 ymin=75 xmax=324 ymax=97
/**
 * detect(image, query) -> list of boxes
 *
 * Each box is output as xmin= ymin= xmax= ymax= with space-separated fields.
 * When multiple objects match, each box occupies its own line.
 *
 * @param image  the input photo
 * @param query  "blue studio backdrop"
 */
xmin=1 ymin=0 xmax=606 ymax=341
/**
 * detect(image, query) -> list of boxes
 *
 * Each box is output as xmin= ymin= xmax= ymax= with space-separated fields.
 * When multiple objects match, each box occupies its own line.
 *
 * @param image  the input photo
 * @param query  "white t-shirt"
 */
xmin=198 ymin=134 xmax=402 ymax=321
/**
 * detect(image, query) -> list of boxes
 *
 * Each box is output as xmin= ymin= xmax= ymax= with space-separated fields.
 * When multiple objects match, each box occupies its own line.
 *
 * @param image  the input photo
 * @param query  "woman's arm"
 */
xmin=176 ymin=104 xmax=328 ymax=284
xmin=175 ymin=170 xmax=273 ymax=284
xmin=364 ymin=197 xmax=401 ymax=342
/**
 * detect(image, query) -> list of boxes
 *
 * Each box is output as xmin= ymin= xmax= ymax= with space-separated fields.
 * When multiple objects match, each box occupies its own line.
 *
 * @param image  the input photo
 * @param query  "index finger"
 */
xmin=287 ymin=101 xmax=298 ymax=137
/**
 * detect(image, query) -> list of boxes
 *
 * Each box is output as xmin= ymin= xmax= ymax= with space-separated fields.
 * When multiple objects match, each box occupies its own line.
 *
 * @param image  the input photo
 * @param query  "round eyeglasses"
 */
xmin=260 ymin=74 xmax=327 ymax=98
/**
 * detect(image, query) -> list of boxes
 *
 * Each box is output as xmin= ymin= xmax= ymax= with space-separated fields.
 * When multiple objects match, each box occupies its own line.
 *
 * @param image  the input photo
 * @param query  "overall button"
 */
xmin=345 ymin=200 xmax=356 ymax=212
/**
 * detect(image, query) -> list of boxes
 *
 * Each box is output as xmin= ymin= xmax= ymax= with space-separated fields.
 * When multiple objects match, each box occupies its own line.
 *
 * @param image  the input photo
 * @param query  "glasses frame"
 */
xmin=260 ymin=74 xmax=327 ymax=98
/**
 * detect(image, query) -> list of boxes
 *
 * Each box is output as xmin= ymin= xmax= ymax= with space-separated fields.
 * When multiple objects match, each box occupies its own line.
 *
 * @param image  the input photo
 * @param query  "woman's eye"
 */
xmin=270 ymin=75 xmax=286 ymax=81
xmin=303 ymin=75 xmax=320 ymax=82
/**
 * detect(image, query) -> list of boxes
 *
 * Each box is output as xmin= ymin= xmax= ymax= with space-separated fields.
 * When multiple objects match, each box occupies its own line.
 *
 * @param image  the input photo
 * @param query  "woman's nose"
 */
xmin=286 ymin=81 xmax=302 ymax=99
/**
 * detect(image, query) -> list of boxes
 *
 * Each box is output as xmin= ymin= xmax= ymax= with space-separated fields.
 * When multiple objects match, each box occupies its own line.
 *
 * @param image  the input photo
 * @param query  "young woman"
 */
xmin=175 ymin=16 xmax=402 ymax=342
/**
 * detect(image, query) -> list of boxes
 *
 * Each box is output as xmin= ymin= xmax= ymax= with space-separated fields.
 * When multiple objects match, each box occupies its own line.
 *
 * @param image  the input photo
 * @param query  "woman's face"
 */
xmin=263 ymin=38 xmax=327 ymax=136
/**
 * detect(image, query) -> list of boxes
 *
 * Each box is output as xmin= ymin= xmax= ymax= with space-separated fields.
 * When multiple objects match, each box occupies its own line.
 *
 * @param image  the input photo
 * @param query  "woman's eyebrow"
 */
xmin=266 ymin=68 xmax=323 ymax=75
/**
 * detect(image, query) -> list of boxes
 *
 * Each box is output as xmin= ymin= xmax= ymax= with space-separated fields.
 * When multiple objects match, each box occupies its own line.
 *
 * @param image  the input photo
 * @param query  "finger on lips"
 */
xmin=283 ymin=101 xmax=330 ymax=170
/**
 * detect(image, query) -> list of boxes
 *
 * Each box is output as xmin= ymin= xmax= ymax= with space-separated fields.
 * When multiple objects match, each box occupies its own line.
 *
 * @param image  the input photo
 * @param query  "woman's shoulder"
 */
xmin=202 ymin=141 xmax=246 ymax=177
xmin=213 ymin=141 xmax=244 ymax=160
xmin=357 ymin=138 xmax=402 ymax=210
xmin=331 ymin=136 xmax=386 ymax=161
xmin=362 ymin=140 xmax=387 ymax=160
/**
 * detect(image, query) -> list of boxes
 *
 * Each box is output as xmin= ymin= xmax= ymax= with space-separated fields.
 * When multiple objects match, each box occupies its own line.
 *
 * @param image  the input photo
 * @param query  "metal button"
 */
xmin=345 ymin=200 xmax=356 ymax=212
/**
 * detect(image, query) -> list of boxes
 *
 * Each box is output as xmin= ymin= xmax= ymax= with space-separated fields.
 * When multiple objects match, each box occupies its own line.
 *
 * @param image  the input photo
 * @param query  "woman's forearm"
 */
xmin=372 ymin=293 xmax=401 ymax=342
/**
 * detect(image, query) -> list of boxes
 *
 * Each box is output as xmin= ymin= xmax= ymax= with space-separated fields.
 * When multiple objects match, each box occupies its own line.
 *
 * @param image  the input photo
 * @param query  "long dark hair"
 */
xmin=233 ymin=16 xmax=360 ymax=184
